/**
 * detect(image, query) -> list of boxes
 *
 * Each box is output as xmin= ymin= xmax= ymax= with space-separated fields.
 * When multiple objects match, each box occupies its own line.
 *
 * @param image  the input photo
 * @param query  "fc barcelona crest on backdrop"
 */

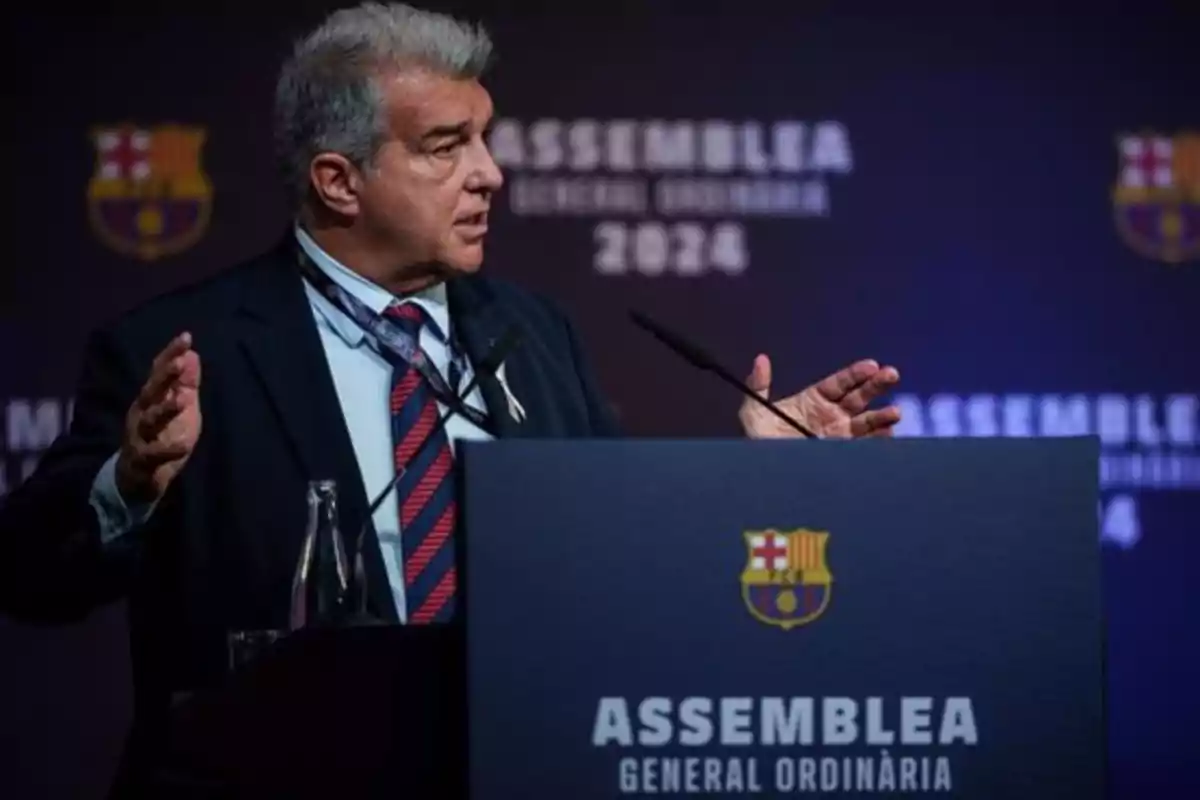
xmin=87 ymin=124 xmax=213 ymax=261
xmin=1113 ymin=131 xmax=1200 ymax=265
xmin=740 ymin=529 xmax=833 ymax=630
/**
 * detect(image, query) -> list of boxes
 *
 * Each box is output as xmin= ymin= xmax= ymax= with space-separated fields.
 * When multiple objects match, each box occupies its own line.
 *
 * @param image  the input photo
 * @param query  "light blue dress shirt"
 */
xmin=88 ymin=224 xmax=493 ymax=622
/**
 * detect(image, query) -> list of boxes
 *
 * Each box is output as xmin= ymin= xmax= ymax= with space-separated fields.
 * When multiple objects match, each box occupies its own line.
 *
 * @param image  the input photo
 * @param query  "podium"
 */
xmin=157 ymin=437 xmax=1104 ymax=799
xmin=460 ymin=437 xmax=1105 ymax=799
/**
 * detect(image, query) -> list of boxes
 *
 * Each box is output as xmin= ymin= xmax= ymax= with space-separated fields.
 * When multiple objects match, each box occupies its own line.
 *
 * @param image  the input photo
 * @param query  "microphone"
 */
xmin=345 ymin=323 xmax=524 ymax=621
xmin=628 ymin=309 xmax=818 ymax=440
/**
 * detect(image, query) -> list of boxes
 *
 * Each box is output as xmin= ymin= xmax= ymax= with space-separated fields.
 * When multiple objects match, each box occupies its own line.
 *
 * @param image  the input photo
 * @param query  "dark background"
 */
xmin=2 ymin=1 xmax=1197 ymax=797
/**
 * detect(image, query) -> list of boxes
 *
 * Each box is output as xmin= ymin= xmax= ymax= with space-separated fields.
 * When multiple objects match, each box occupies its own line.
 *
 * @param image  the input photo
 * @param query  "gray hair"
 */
xmin=273 ymin=2 xmax=494 ymax=209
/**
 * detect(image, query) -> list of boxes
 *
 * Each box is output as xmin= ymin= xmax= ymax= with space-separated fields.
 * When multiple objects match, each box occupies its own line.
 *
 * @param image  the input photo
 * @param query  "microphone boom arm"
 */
xmin=629 ymin=309 xmax=819 ymax=440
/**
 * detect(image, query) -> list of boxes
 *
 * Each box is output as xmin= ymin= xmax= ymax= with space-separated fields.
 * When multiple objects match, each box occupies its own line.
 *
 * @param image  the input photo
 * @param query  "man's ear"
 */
xmin=309 ymin=153 xmax=364 ymax=216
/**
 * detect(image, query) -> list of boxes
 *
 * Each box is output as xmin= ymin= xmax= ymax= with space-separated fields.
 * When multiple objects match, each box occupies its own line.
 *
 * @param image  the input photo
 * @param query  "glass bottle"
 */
xmin=289 ymin=479 xmax=350 ymax=629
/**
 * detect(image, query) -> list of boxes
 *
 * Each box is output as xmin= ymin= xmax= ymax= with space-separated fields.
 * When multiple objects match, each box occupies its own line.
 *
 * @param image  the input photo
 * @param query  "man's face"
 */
xmin=357 ymin=69 xmax=503 ymax=275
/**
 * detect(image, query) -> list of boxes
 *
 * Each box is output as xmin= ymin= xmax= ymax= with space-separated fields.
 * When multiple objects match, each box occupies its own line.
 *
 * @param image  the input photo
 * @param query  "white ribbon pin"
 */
xmin=494 ymin=362 xmax=526 ymax=423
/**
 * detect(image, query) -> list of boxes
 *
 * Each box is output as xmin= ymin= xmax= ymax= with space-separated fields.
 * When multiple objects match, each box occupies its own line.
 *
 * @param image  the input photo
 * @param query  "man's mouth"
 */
xmin=455 ymin=212 xmax=488 ymax=241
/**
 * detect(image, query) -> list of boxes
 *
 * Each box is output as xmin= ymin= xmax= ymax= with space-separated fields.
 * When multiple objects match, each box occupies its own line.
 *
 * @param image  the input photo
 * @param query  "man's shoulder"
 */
xmin=454 ymin=272 xmax=576 ymax=339
xmin=97 ymin=239 xmax=291 ymax=346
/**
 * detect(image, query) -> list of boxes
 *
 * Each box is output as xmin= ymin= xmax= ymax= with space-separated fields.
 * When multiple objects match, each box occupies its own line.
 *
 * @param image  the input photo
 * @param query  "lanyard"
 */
xmin=296 ymin=250 xmax=494 ymax=434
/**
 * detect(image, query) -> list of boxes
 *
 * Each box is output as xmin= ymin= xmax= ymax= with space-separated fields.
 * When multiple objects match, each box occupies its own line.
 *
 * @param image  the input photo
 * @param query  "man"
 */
xmin=0 ymin=1 xmax=900 ymax=794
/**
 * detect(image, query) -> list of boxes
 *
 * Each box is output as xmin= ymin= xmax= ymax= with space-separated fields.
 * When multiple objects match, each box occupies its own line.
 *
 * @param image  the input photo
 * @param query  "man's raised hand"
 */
xmin=115 ymin=332 xmax=202 ymax=504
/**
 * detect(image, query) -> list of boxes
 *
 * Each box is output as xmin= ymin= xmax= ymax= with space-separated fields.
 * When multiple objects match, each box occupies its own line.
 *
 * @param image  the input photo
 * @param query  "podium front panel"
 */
xmin=460 ymin=438 xmax=1103 ymax=799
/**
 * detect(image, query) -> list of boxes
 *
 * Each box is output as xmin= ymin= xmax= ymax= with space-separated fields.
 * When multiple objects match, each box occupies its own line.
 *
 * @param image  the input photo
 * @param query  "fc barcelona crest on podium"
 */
xmin=1112 ymin=131 xmax=1200 ymax=265
xmin=740 ymin=528 xmax=833 ymax=630
xmin=86 ymin=124 xmax=213 ymax=261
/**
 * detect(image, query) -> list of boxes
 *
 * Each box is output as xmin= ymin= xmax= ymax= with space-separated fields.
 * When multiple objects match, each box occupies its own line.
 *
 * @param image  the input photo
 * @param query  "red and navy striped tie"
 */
xmin=384 ymin=302 xmax=457 ymax=624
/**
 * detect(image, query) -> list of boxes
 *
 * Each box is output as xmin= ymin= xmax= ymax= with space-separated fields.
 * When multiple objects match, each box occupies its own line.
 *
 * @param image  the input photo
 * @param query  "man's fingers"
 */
xmin=177 ymin=350 xmax=202 ymax=389
xmin=133 ymin=379 xmax=199 ymax=447
xmin=136 ymin=360 xmax=178 ymax=410
xmin=150 ymin=332 xmax=193 ymax=374
xmin=816 ymin=359 xmax=879 ymax=402
xmin=840 ymin=366 xmax=900 ymax=414
xmin=744 ymin=354 xmax=771 ymax=398
xmin=137 ymin=436 xmax=194 ymax=466
xmin=850 ymin=405 xmax=902 ymax=437
xmin=136 ymin=392 xmax=184 ymax=441
xmin=137 ymin=334 xmax=194 ymax=409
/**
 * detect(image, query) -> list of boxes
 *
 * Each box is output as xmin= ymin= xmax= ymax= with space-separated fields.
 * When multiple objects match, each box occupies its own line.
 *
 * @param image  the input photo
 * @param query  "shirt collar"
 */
xmin=294 ymin=222 xmax=451 ymax=347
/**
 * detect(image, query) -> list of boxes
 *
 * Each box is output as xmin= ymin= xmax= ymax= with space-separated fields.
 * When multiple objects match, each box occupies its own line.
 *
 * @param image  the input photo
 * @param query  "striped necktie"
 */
xmin=384 ymin=302 xmax=457 ymax=624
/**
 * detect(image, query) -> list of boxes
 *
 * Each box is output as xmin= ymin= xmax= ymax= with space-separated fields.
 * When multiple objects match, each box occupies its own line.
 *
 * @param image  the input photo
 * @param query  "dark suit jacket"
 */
xmin=0 ymin=233 xmax=619 ymax=795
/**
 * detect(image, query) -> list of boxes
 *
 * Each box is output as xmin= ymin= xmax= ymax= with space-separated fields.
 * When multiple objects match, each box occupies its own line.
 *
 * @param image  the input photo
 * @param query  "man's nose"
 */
xmin=469 ymin=143 xmax=504 ymax=193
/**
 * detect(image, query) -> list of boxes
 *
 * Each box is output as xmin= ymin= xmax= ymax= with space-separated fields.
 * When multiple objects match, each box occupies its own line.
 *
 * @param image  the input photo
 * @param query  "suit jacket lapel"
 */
xmin=448 ymin=277 xmax=533 ymax=439
xmin=233 ymin=239 xmax=399 ymax=624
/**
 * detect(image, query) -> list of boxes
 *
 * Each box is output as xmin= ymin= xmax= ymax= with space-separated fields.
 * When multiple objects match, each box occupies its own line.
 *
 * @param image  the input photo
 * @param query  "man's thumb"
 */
xmin=746 ymin=353 xmax=771 ymax=398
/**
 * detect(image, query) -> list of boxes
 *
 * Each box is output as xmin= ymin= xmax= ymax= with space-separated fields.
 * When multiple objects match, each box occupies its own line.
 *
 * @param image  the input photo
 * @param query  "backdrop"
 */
xmin=3 ymin=2 xmax=1197 ymax=797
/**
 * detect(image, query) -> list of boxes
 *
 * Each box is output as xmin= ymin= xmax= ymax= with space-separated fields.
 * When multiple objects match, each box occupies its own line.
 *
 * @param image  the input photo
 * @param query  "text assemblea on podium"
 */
xmin=591 ymin=696 xmax=975 ymax=795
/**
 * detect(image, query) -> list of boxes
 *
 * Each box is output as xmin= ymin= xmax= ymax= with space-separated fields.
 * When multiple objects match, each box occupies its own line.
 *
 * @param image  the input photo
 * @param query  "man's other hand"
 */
xmin=739 ymin=354 xmax=901 ymax=439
